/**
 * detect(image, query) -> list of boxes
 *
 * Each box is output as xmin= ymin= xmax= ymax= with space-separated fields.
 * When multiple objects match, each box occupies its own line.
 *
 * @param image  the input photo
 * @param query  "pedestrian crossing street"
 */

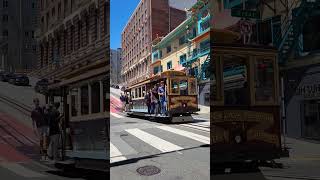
xmin=110 ymin=121 xmax=210 ymax=164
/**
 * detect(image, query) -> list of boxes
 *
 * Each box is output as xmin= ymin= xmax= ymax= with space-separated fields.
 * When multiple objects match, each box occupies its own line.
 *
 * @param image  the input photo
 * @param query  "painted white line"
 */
xmin=157 ymin=126 xmax=210 ymax=144
xmin=193 ymin=117 xmax=210 ymax=121
xmin=125 ymin=128 xmax=183 ymax=153
xmin=110 ymin=143 xmax=127 ymax=163
xmin=0 ymin=162 xmax=46 ymax=178
xmin=111 ymin=112 xmax=124 ymax=119
xmin=179 ymin=124 xmax=210 ymax=132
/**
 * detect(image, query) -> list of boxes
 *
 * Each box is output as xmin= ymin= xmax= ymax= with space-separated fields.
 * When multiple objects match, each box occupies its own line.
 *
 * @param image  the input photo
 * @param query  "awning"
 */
xmin=48 ymin=66 xmax=107 ymax=89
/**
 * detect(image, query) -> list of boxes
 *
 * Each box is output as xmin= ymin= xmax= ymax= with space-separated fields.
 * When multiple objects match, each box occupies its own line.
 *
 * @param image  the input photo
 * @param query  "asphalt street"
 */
xmin=110 ymin=87 xmax=210 ymax=180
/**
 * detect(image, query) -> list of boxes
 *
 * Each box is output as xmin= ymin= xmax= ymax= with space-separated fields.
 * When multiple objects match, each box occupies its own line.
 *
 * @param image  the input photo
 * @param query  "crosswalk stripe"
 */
xmin=179 ymin=124 xmax=210 ymax=132
xmin=111 ymin=112 xmax=124 ymax=118
xmin=110 ymin=143 xmax=127 ymax=163
xmin=125 ymin=128 xmax=183 ymax=153
xmin=0 ymin=162 xmax=46 ymax=178
xmin=190 ymin=122 xmax=210 ymax=127
xmin=156 ymin=126 xmax=210 ymax=144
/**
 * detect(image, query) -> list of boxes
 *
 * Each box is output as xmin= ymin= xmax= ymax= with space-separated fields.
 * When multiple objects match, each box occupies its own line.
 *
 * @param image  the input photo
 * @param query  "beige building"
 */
xmin=35 ymin=0 xmax=109 ymax=81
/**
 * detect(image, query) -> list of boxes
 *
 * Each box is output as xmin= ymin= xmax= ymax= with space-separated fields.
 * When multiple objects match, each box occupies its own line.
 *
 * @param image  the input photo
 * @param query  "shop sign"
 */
xmin=296 ymin=84 xmax=320 ymax=97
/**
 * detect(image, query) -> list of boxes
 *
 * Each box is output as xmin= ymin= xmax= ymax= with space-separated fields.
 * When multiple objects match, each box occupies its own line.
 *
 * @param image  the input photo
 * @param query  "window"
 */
xmin=200 ymin=39 xmax=210 ymax=53
xmin=179 ymin=54 xmax=186 ymax=64
xmin=2 ymin=29 xmax=8 ymax=37
xmin=2 ymin=14 xmax=8 ymax=22
xmin=170 ymin=79 xmax=179 ymax=94
xmin=3 ymin=0 xmax=8 ymax=8
xmin=180 ymin=80 xmax=188 ymax=95
xmin=254 ymin=58 xmax=275 ymax=103
xmin=189 ymin=79 xmax=197 ymax=95
xmin=199 ymin=19 xmax=210 ymax=33
xmin=179 ymin=36 xmax=186 ymax=45
xmin=32 ymin=2 xmax=35 ymax=8
xmin=70 ymin=88 xmax=78 ymax=116
xmin=166 ymin=45 xmax=171 ymax=53
xmin=223 ymin=55 xmax=249 ymax=105
xmin=31 ymin=31 xmax=34 ymax=38
xmin=91 ymin=82 xmax=101 ymax=113
xmin=58 ymin=3 xmax=61 ymax=18
xmin=25 ymin=31 xmax=29 ymax=37
xmin=167 ymin=61 xmax=172 ymax=70
xmin=81 ymin=85 xmax=89 ymax=115
xmin=52 ymin=7 xmax=55 ymax=17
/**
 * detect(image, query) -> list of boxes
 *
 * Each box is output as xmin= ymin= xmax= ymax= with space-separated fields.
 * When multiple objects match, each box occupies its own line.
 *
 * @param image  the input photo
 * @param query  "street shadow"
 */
xmin=110 ymin=144 xmax=209 ymax=167
xmin=47 ymin=169 xmax=108 ymax=180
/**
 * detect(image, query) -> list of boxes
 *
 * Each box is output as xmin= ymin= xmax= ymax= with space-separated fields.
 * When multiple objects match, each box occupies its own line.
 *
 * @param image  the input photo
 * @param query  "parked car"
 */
xmin=0 ymin=71 xmax=5 ymax=81
xmin=14 ymin=74 xmax=29 ymax=86
xmin=35 ymin=78 xmax=49 ymax=94
xmin=7 ymin=73 xmax=16 ymax=84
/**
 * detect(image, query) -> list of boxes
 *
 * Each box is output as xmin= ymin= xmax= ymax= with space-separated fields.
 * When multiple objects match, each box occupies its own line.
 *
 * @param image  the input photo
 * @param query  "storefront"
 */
xmin=285 ymin=65 xmax=320 ymax=140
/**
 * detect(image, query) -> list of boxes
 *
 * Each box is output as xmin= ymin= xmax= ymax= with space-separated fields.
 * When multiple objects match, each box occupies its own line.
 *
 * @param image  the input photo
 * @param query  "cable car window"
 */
xmin=254 ymin=58 xmax=275 ymax=102
xmin=81 ymin=85 xmax=89 ymax=115
xmin=138 ymin=87 xmax=142 ymax=97
xmin=142 ymin=86 xmax=146 ymax=97
xmin=91 ymin=82 xmax=100 ymax=113
xmin=223 ymin=55 xmax=249 ymax=105
xmin=171 ymin=79 xmax=179 ymax=94
xmin=180 ymin=80 xmax=188 ymax=95
xmin=189 ymin=78 xmax=197 ymax=95
xmin=70 ymin=88 xmax=78 ymax=116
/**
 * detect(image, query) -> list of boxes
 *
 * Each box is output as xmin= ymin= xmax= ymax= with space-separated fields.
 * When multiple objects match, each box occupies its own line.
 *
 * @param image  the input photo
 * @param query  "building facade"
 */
xmin=121 ymin=0 xmax=189 ymax=86
xmin=110 ymin=48 xmax=121 ymax=85
xmin=35 ymin=0 xmax=109 ymax=82
xmin=0 ymin=0 xmax=39 ymax=72
xmin=151 ymin=0 xmax=211 ymax=106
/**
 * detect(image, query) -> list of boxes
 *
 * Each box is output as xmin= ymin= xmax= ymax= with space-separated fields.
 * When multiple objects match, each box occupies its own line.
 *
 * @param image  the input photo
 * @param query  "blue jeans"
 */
xmin=160 ymin=100 xmax=166 ymax=115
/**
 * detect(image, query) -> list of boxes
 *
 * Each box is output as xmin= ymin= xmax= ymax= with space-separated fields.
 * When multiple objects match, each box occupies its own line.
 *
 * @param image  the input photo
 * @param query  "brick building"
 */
xmin=0 ymin=0 xmax=39 ymax=72
xmin=121 ymin=0 xmax=188 ymax=86
xmin=35 ymin=0 xmax=109 ymax=82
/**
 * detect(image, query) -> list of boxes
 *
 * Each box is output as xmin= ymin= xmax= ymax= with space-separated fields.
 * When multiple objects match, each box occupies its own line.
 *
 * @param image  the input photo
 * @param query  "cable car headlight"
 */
xmin=183 ymin=103 xmax=186 ymax=107
xmin=235 ymin=135 xmax=241 ymax=143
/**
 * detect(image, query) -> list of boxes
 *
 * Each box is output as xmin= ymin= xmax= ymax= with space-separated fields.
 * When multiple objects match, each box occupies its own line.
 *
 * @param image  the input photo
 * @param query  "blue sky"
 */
xmin=110 ymin=0 xmax=140 ymax=49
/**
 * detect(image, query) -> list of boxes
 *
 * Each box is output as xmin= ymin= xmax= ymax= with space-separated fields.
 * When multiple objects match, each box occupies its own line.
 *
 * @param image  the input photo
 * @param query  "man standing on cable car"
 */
xmin=158 ymin=81 xmax=167 ymax=116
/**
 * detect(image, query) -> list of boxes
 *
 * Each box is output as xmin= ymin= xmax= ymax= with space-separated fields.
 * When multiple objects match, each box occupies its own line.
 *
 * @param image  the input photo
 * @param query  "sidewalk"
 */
xmin=284 ymin=137 xmax=320 ymax=159
xmin=198 ymin=104 xmax=210 ymax=114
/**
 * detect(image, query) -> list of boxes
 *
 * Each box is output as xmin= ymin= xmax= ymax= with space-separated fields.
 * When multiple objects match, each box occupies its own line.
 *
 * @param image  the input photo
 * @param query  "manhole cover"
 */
xmin=136 ymin=165 xmax=161 ymax=176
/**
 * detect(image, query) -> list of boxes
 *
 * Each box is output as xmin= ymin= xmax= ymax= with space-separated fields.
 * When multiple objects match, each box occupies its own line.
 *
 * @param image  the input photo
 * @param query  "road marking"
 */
xmin=179 ymin=124 xmax=210 ymax=132
xmin=156 ymin=126 xmax=210 ymax=144
xmin=193 ymin=117 xmax=210 ymax=121
xmin=125 ymin=128 xmax=183 ymax=153
xmin=111 ymin=112 xmax=124 ymax=119
xmin=110 ymin=143 xmax=127 ymax=163
xmin=190 ymin=121 xmax=210 ymax=127
xmin=0 ymin=162 xmax=46 ymax=178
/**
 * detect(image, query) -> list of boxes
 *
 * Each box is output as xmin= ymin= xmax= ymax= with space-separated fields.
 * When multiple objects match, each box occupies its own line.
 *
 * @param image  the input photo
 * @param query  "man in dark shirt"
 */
xmin=31 ymin=98 xmax=48 ymax=161
xmin=47 ymin=102 xmax=61 ymax=162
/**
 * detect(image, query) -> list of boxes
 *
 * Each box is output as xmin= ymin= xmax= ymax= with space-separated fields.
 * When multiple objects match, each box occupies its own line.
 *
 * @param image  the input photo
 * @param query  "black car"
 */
xmin=0 ymin=71 xmax=5 ymax=81
xmin=14 ymin=74 xmax=29 ymax=86
xmin=7 ymin=73 xmax=16 ymax=84
xmin=35 ymin=78 xmax=48 ymax=94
